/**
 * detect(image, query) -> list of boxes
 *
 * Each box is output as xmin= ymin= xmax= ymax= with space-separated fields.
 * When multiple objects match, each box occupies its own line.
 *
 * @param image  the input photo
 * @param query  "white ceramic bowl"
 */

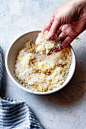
xmin=5 ymin=31 xmax=76 ymax=95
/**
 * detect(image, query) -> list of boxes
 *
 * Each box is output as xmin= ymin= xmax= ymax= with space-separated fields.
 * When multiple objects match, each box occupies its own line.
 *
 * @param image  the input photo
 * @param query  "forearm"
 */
xmin=71 ymin=0 xmax=86 ymax=8
xmin=70 ymin=0 xmax=86 ymax=26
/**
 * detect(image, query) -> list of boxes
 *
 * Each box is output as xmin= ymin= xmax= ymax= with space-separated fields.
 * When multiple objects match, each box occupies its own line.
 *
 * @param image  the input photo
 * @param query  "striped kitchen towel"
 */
xmin=0 ymin=47 xmax=43 ymax=129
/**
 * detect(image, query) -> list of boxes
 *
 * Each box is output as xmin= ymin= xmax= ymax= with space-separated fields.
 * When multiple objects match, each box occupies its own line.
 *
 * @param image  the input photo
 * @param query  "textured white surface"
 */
xmin=0 ymin=0 xmax=86 ymax=129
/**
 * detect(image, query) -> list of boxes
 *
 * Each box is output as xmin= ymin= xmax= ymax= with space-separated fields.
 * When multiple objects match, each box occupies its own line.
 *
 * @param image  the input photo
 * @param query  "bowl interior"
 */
xmin=5 ymin=31 xmax=76 ymax=95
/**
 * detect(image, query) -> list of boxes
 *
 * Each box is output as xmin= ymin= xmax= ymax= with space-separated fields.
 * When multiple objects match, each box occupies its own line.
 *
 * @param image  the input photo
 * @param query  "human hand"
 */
xmin=42 ymin=0 xmax=86 ymax=52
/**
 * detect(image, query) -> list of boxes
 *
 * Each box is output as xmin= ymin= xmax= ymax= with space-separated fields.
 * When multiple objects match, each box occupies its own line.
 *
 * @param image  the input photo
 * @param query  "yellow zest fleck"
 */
xmin=43 ymin=64 xmax=46 ymax=67
xmin=39 ymin=74 xmax=43 ymax=78
xmin=38 ymin=87 xmax=42 ymax=92
xmin=35 ymin=63 xmax=38 ymax=66
xmin=76 ymin=37 xmax=79 ymax=39
xmin=66 ymin=71 xmax=69 ymax=76
xmin=28 ymin=40 xmax=30 ymax=43
xmin=22 ymin=57 xmax=24 ymax=59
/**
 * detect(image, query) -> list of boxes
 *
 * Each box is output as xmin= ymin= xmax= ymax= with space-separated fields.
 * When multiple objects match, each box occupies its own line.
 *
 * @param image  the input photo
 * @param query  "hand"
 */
xmin=42 ymin=0 xmax=86 ymax=52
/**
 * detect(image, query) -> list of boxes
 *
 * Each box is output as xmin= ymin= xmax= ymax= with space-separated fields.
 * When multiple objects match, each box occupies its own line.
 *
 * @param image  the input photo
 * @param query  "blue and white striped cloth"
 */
xmin=0 ymin=47 xmax=43 ymax=129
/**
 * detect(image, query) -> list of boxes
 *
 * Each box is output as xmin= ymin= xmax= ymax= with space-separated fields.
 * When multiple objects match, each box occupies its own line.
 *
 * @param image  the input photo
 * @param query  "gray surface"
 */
xmin=0 ymin=0 xmax=86 ymax=129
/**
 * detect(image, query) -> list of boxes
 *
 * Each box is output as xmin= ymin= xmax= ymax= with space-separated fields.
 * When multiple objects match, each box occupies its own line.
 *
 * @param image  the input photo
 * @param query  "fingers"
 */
xmin=42 ymin=14 xmax=61 ymax=40
xmin=53 ymin=48 xmax=62 ymax=53
xmin=53 ymin=36 xmax=74 ymax=53
xmin=45 ymin=18 xmax=61 ymax=40
xmin=42 ymin=16 xmax=54 ymax=34
xmin=59 ymin=32 xmax=67 ymax=41
xmin=57 ymin=29 xmax=61 ymax=36
xmin=61 ymin=36 xmax=74 ymax=49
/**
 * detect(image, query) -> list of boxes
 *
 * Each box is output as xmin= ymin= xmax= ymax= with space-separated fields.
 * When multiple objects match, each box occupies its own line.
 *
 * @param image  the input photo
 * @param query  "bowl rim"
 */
xmin=5 ymin=31 xmax=76 ymax=95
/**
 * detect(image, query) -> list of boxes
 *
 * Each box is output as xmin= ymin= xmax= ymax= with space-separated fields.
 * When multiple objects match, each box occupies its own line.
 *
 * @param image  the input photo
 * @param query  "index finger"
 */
xmin=42 ymin=15 xmax=54 ymax=34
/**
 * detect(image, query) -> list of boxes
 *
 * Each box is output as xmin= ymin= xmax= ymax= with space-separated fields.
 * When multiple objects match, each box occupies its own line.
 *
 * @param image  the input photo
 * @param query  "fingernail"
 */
xmin=41 ymin=30 xmax=44 ymax=34
xmin=35 ymin=41 xmax=38 ymax=46
xmin=45 ymin=34 xmax=50 ymax=40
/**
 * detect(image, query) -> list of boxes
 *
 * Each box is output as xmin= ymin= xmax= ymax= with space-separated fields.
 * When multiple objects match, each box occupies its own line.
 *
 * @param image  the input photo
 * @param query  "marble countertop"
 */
xmin=0 ymin=0 xmax=86 ymax=129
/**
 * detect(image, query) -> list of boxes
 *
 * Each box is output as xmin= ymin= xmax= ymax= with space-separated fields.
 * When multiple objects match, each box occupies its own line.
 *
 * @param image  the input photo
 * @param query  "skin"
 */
xmin=42 ymin=0 xmax=86 ymax=52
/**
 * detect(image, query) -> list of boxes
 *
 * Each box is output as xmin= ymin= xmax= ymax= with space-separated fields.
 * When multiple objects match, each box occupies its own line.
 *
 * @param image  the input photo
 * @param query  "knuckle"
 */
xmin=49 ymin=29 xmax=55 ymax=37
